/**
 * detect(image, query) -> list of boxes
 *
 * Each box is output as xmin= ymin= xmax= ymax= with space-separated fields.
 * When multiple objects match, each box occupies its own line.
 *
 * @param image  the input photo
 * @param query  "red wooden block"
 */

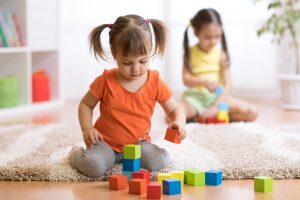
xmin=129 ymin=178 xmax=147 ymax=195
xmin=164 ymin=128 xmax=181 ymax=144
xmin=147 ymin=182 xmax=161 ymax=199
xmin=132 ymin=170 xmax=151 ymax=184
xmin=205 ymin=117 xmax=218 ymax=124
xmin=109 ymin=175 xmax=128 ymax=190
xmin=216 ymin=119 xmax=226 ymax=124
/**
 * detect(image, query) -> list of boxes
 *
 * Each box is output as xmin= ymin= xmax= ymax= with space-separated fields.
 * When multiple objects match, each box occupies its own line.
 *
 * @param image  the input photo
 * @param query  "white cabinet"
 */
xmin=0 ymin=0 xmax=62 ymax=117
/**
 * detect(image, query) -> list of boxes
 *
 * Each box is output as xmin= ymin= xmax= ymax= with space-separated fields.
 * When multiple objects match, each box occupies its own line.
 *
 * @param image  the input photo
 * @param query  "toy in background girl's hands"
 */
xmin=69 ymin=14 xmax=186 ymax=178
xmin=180 ymin=9 xmax=258 ymax=123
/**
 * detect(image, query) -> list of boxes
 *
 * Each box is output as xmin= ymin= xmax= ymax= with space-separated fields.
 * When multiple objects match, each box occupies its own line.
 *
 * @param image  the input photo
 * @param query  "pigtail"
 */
xmin=89 ymin=24 xmax=110 ymax=60
xmin=221 ymin=32 xmax=230 ymax=64
xmin=183 ymin=26 xmax=190 ymax=71
xmin=148 ymin=19 xmax=167 ymax=56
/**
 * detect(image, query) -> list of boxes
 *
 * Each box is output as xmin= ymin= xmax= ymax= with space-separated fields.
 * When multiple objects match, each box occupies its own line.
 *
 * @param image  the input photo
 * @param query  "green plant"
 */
xmin=256 ymin=0 xmax=300 ymax=74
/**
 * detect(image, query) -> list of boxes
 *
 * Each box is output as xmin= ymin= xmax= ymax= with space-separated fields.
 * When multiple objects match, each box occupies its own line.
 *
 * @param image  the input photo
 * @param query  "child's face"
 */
xmin=115 ymin=53 xmax=150 ymax=80
xmin=196 ymin=23 xmax=223 ymax=52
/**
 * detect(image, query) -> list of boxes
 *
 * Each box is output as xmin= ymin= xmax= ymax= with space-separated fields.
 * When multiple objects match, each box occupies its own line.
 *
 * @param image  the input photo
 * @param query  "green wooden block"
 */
xmin=187 ymin=171 xmax=205 ymax=186
xmin=183 ymin=169 xmax=192 ymax=184
xmin=254 ymin=176 xmax=273 ymax=193
xmin=124 ymin=144 xmax=141 ymax=159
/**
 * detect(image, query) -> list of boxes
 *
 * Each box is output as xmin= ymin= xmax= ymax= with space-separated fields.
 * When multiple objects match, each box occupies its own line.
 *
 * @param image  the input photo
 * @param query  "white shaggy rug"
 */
xmin=0 ymin=123 xmax=299 ymax=181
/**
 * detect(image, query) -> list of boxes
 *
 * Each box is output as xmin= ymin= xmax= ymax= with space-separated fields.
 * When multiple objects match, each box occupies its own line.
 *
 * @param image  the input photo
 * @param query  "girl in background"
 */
xmin=182 ymin=9 xmax=258 ymax=122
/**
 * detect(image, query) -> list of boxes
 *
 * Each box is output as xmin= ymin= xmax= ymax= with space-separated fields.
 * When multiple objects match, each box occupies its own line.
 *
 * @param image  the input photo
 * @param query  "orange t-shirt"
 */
xmin=90 ymin=68 xmax=172 ymax=152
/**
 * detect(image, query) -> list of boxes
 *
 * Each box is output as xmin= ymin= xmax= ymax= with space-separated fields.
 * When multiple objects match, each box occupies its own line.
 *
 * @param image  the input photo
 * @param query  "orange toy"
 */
xmin=129 ymin=178 xmax=147 ymax=195
xmin=164 ymin=127 xmax=181 ymax=144
xmin=109 ymin=175 xmax=128 ymax=190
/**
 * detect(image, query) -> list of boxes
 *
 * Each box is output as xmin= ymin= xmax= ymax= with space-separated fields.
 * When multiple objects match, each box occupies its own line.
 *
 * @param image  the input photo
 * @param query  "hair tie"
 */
xmin=145 ymin=19 xmax=150 ymax=25
xmin=107 ymin=24 xmax=113 ymax=29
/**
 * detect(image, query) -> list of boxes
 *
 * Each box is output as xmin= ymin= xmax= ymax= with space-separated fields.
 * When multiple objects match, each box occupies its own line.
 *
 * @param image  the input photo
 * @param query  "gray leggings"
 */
xmin=69 ymin=140 xmax=171 ymax=177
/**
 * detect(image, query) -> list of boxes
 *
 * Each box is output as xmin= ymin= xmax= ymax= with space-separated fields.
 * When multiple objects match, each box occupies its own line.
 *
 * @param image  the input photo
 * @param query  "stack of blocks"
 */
xmin=215 ymin=85 xmax=230 ymax=124
xmin=122 ymin=144 xmax=141 ymax=180
xmin=217 ymin=101 xmax=230 ymax=124
xmin=254 ymin=176 xmax=273 ymax=193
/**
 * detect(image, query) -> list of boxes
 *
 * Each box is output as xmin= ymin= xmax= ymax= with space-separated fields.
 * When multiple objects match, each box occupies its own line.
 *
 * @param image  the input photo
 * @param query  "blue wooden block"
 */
xmin=122 ymin=158 xmax=140 ymax=172
xmin=219 ymin=102 xmax=228 ymax=111
xmin=215 ymin=86 xmax=224 ymax=96
xmin=205 ymin=170 xmax=222 ymax=186
xmin=163 ymin=178 xmax=181 ymax=195
xmin=122 ymin=171 xmax=133 ymax=180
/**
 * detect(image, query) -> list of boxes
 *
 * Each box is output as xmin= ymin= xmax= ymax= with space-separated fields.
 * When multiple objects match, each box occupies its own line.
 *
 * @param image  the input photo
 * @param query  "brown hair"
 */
xmin=183 ymin=9 xmax=230 ymax=71
xmin=89 ymin=14 xmax=167 ymax=61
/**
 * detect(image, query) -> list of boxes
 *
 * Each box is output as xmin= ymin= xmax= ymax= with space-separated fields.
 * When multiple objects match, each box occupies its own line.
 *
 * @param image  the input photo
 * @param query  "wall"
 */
xmin=60 ymin=0 xmax=280 ymax=100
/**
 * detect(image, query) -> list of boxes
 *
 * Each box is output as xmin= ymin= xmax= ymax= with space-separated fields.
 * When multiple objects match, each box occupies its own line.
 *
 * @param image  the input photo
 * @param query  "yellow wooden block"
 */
xmin=157 ymin=173 xmax=171 ymax=186
xmin=217 ymin=111 xmax=229 ymax=123
xmin=171 ymin=171 xmax=184 ymax=186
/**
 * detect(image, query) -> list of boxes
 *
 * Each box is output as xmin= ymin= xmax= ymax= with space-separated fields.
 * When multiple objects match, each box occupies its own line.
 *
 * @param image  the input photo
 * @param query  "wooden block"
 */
xmin=129 ymin=178 xmax=147 ymax=195
xmin=132 ymin=170 xmax=151 ymax=183
xmin=109 ymin=175 xmax=128 ymax=190
xmin=215 ymin=85 xmax=224 ymax=96
xmin=183 ymin=170 xmax=192 ymax=184
xmin=122 ymin=171 xmax=133 ymax=180
xmin=187 ymin=171 xmax=205 ymax=186
xmin=123 ymin=158 xmax=140 ymax=172
xmin=147 ymin=182 xmax=161 ymax=199
xmin=124 ymin=144 xmax=141 ymax=159
xmin=205 ymin=117 xmax=218 ymax=124
xmin=171 ymin=171 xmax=184 ymax=186
xmin=157 ymin=173 xmax=172 ymax=186
xmin=217 ymin=111 xmax=229 ymax=123
xmin=164 ymin=127 xmax=181 ymax=144
xmin=254 ymin=176 xmax=273 ymax=192
xmin=205 ymin=170 xmax=222 ymax=186
xmin=218 ymin=101 xmax=228 ymax=111
xmin=163 ymin=178 xmax=181 ymax=195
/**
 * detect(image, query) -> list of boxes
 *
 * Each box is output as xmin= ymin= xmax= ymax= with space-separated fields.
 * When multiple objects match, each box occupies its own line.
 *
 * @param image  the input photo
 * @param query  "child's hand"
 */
xmin=82 ymin=127 xmax=103 ymax=148
xmin=204 ymin=80 xmax=218 ymax=92
xmin=168 ymin=121 xmax=186 ymax=140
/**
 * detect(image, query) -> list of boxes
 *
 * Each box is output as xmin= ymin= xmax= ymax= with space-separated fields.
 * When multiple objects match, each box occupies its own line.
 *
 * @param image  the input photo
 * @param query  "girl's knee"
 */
xmin=246 ymin=105 xmax=258 ymax=122
xmin=140 ymin=142 xmax=171 ymax=171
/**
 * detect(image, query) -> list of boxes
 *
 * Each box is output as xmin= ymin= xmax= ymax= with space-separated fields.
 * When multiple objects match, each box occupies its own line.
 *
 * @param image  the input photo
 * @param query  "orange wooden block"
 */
xmin=132 ymin=170 xmax=151 ymax=183
xmin=129 ymin=178 xmax=147 ymax=195
xmin=109 ymin=175 xmax=128 ymax=190
xmin=164 ymin=127 xmax=181 ymax=144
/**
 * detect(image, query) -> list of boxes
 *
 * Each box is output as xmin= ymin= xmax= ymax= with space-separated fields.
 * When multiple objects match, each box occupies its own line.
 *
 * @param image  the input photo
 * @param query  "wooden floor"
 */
xmin=0 ymin=98 xmax=300 ymax=200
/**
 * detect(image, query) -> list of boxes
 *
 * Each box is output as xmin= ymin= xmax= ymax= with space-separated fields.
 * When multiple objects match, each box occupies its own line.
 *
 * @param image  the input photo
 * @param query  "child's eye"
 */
xmin=123 ymin=62 xmax=131 ymax=65
xmin=140 ymin=60 xmax=147 ymax=64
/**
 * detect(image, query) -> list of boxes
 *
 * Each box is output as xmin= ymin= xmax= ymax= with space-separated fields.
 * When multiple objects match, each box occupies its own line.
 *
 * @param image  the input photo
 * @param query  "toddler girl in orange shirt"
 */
xmin=69 ymin=14 xmax=186 ymax=177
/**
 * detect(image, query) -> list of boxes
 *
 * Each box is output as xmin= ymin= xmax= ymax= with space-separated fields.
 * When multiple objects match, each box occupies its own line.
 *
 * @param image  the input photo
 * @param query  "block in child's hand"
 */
xmin=109 ymin=175 xmax=128 ymax=190
xmin=132 ymin=170 xmax=151 ymax=183
xmin=164 ymin=127 xmax=181 ymax=144
xmin=147 ymin=183 xmax=161 ymax=199
xmin=129 ymin=178 xmax=147 ymax=195
xmin=124 ymin=144 xmax=141 ymax=159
